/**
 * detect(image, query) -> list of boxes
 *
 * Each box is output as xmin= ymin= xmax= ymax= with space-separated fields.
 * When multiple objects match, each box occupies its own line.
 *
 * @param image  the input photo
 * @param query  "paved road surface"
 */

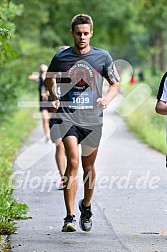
xmin=10 ymin=97 xmax=167 ymax=252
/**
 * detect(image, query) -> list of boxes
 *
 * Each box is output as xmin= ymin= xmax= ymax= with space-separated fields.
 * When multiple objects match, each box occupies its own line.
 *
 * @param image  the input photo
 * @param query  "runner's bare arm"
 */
xmin=28 ymin=73 xmax=39 ymax=81
xmin=155 ymin=100 xmax=167 ymax=115
xmin=45 ymin=77 xmax=57 ymax=100
xmin=97 ymin=78 xmax=119 ymax=108
xmin=45 ymin=77 xmax=60 ymax=110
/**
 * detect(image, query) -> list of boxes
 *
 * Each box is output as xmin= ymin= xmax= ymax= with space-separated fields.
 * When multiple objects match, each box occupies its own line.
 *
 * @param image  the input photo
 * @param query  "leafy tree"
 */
xmin=139 ymin=0 xmax=167 ymax=73
xmin=13 ymin=0 xmax=49 ymax=43
xmin=0 ymin=0 xmax=23 ymax=65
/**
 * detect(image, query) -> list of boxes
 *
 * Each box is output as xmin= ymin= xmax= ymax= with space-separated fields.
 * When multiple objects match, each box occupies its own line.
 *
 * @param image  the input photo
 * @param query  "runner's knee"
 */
xmin=66 ymin=158 xmax=79 ymax=174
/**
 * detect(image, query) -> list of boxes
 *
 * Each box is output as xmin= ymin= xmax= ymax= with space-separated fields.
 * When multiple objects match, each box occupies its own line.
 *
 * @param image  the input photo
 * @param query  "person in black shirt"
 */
xmin=28 ymin=64 xmax=50 ymax=141
xmin=46 ymin=14 xmax=119 ymax=232
xmin=155 ymin=72 xmax=167 ymax=115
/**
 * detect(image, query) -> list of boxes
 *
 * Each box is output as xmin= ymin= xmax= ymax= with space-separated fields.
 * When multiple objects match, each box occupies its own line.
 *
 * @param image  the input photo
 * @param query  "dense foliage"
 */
xmin=0 ymin=0 xmax=167 ymax=118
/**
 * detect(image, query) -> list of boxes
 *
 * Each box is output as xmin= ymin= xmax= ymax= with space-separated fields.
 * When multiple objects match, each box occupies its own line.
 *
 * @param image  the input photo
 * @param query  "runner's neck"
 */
xmin=73 ymin=46 xmax=91 ymax=55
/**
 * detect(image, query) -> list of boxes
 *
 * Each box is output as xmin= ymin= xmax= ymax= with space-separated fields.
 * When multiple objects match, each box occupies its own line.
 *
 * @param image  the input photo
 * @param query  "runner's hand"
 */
xmin=96 ymin=97 xmax=109 ymax=109
xmin=50 ymin=100 xmax=60 ymax=112
xmin=42 ymin=95 xmax=48 ymax=102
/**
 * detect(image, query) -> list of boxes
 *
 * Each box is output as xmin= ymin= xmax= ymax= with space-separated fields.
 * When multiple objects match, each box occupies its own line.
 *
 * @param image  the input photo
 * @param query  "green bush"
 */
xmin=118 ymin=84 xmax=167 ymax=155
xmin=144 ymin=68 xmax=164 ymax=97
xmin=0 ymin=106 xmax=37 ymax=234
xmin=0 ymin=41 xmax=56 ymax=235
xmin=0 ymin=189 xmax=29 ymax=235
xmin=0 ymin=42 xmax=56 ymax=118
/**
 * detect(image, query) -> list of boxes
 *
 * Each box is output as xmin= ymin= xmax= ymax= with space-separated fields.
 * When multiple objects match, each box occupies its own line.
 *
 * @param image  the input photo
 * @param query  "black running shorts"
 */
xmin=59 ymin=121 xmax=102 ymax=148
xmin=49 ymin=118 xmax=62 ymax=143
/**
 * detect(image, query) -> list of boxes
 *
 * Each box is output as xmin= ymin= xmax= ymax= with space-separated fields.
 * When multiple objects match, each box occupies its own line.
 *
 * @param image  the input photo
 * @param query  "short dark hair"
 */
xmin=71 ymin=14 xmax=93 ymax=32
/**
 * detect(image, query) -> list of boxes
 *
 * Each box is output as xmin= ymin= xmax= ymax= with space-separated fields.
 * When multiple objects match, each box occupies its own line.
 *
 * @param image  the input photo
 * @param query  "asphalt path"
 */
xmin=10 ymin=96 xmax=167 ymax=252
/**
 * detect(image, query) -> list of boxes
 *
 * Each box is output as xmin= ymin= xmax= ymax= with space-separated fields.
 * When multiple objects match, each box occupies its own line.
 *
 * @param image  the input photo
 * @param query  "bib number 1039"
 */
xmin=72 ymin=96 xmax=90 ymax=104
xmin=69 ymin=91 xmax=93 ymax=109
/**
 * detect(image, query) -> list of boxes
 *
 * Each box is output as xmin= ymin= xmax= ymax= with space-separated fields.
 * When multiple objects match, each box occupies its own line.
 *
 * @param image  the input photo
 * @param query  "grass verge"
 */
xmin=118 ymin=84 xmax=167 ymax=155
xmin=0 ymin=106 xmax=38 ymax=238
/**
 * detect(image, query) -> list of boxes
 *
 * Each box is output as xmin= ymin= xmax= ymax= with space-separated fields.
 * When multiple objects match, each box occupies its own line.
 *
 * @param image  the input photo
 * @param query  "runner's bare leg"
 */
xmin=63 ymin=136 xmax=79 ymax=215
xmin=81 ymin=145 xmax=98 ymax=207
xmin=55 ymin=141 xmax=66 ymax=177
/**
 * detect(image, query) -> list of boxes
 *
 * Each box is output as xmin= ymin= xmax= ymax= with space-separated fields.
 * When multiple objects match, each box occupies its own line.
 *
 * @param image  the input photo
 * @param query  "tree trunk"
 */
xmin=150 ymin=32 xmax=165 ymax=74
xmin=150 ymin=33 xmax=158 ymax=75
xmin=151 ymin=53 xmax=157 ymax=75
xmin=158 ymin=33 xmax=165 ymax=72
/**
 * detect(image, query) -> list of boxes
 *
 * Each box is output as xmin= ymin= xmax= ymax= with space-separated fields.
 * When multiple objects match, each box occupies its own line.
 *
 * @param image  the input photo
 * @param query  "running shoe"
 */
xmin=79 ymin=199 xmax=93 ymax=232
xmin=61 ymin=214 xmax=77 ymax=232
xmin=56 ymin=179 xmax=64 ymax=190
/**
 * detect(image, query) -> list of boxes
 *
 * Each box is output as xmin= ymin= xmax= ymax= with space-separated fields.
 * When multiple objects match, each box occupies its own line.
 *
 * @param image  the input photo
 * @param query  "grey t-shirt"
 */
xmin=48 ymin=46 xmax=119 ymax=126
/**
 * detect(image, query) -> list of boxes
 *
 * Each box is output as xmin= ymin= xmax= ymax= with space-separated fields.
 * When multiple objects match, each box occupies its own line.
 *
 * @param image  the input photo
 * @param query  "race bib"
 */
xmin=69 ymin=90 xmax=93 ymax=109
